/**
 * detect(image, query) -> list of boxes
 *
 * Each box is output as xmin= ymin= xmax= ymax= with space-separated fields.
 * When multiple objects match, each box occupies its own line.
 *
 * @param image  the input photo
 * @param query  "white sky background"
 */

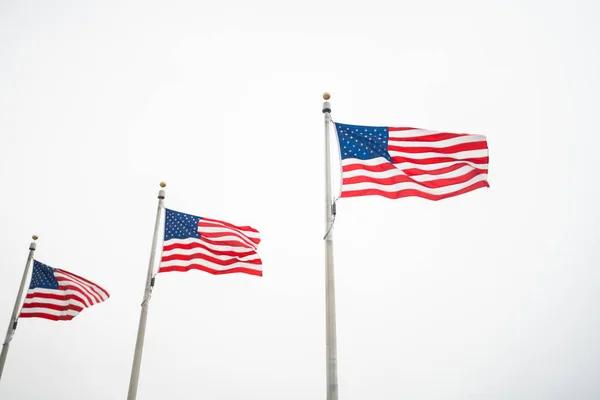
xmin=1 ymin=0 xmax=599 ymax=398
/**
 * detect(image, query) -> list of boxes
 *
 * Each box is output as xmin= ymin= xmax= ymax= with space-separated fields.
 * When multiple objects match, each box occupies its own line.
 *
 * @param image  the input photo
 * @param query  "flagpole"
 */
xmin=127 ymin=182 xmax=165 ymax=400
xmin=0 ymin=235 xmax=38 ymax=381
xmin=323 ymin=92 xmax=339 ymax=400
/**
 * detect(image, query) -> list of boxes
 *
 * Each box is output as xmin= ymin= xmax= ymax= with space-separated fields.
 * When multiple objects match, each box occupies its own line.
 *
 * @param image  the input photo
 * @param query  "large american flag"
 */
xmin=335 ymin=123 xmax=489 ymax=200
xmin=19 ymin=260 xmax=110 ymax=321
xmin=158 ymin=208 xmax=262 ymax=276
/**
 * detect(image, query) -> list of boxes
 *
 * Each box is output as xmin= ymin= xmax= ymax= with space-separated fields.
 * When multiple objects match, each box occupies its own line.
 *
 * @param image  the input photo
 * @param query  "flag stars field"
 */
xmin=336 ymin=123 xmax=392 ymax=162
xmin=164 ymin=209 xmax=202 ymax=240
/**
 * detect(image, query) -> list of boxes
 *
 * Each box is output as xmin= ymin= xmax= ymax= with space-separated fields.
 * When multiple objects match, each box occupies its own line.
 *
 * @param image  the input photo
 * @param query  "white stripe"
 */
xmin=160 ymin=258 xmax=262 ymax=272
xmin=341 ymin=156 xmax=393 ymax=167
xmin=343 ymin=165 xmax=481 ymax=182
xmin=199 ymin=221 xmax=261 ymax=240
xmin=387 ymin=133 xmax=487 ymax=148
xmin=161 ymin=246 xmax=260 ymax=262
xmin=343 ymin=173 xmax=488 ymax=195
xmin=387 ymin=128 xmax=487 ymax=140
xmin=25 ymin=288 xmax=61 ymax=296
xmin=163 ymin=238 xmax=257 ymax=254
xmin=20 ymin=308 xmax=80 ymax=317
xmin=341 ymin=157 xmax=489 ymax=171
xmin=388 ymin=148 xmax=488 ymax=160
xmin=23 ymin=296 xmax=86 ymax=309
xmin=386 ymin=128 xmax=438 ymax=137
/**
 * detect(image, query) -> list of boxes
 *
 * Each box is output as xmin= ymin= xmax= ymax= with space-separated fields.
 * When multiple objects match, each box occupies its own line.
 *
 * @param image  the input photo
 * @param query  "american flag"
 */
xmin=19 ymin=260 xmax=110 ymax=321
xmin=335 ymin=123 xmax=489 ymax=200
xmin=158 ymin=208 xmax=262 ymax=277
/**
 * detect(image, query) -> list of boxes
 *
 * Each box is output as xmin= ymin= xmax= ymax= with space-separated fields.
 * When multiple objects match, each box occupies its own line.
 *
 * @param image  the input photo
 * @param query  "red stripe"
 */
xmin=159 ymin=265 xmax=262 ymax=276
xmin=163 ymin=241 xmax=202 ymax=252
xmin=161 ymin=252 xmax=262 ymax=266
xmin=19 ymin=312 xmax=75 ymax=321
xmin=388 ymin=132 xmax=469 ymax=142
xmin=391 ymin=155 xmax=489 ymax=165
xmin=343 ymin=168 xmax=486 ymax=189
xmin=25 ymin=291 xmax=88 ymax=306
xmin=388 ymin=140 xmax=487 ymax=154
xmin=341 ymin=180 xmax=489 ymax=201
xmin=201 ymin=217 xmax=259 ymax=235
xmin=21 ymin=302 xmax=83 ymax=312
xmin=342 ymin=162 xmax=396 ymax=173
xmin=387 ymin=127 xmax=419 ymax=131
xmin=55 ymin=269 xmax=110 ymax=299
xmin=163 ymin=241 xmax=257 ymax=258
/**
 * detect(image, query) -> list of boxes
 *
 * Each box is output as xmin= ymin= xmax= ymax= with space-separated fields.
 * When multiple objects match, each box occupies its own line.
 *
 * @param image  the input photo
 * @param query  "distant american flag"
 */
xmin=19 ymin=260 xmax=110 ymax=321
xmin=158 ymin=208 xmax=262 ymax=276
xmin=335 ymin=123 xmax=489 ymax=200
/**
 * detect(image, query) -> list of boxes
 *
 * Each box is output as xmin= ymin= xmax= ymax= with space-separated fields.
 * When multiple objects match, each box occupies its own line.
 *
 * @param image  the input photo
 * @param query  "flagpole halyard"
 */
xmin=323 ymin=93 xmax=339 ymax=400
xmin=0 ymin=235 xmax=38 ymax=381
xmin=127 ymin=183 xmax=165 ymax=400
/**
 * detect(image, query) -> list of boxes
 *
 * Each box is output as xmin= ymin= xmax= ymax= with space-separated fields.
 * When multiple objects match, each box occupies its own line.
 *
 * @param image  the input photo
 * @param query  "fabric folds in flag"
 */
xmin=158 ymin=208 xmax=263 ymax=277
xmin=19 ymin=260 xmax=110 ymax=321
xmin=334 ymin=123 xmax=489 ymax=201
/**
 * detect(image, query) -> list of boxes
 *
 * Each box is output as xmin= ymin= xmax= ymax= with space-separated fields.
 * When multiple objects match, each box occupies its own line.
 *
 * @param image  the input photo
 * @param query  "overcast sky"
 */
xmin=1 ymin=0 xmax=599 ymax=399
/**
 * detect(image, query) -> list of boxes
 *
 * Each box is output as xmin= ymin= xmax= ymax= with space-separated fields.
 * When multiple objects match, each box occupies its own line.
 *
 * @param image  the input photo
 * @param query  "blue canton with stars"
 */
xmin=164 ymin=208 xmax=202 ymax=240
xmin=29 ymin=260 xmax=59 ymax=289
xmin=335 ymin=123 xmax=393 ymax=162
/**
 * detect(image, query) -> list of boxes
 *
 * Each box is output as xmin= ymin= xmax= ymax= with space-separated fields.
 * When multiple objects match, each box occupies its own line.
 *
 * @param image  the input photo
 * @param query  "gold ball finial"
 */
xmin=323 ymin=92 xmax=331 ymax=100
xmin=160 ymin=182 xmax=166 ymax=188
xmin=32 ymin=235 xmax=38 ymax=241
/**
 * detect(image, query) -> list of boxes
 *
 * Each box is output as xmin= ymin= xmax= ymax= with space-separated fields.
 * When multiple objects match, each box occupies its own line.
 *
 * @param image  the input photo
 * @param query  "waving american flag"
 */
xmin=158 ymin=208 xmax=262 ymax=277
xmin=19 ymin=260 xmax=109 ymax=321
xmin=335 ymin=123 xmax=489 ymax=201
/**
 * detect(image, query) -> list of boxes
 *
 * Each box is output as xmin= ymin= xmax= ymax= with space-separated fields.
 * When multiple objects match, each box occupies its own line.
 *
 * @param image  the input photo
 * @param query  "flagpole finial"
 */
xmin=30 ymin=235 xmax=38 ymax=250
xmin=160 ymin=182 xmax=166 ymax=188
xmin=322 ymin=93 xmax=331 ymax=114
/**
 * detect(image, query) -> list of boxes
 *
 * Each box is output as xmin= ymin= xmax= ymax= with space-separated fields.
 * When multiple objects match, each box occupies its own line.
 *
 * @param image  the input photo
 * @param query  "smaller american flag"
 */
xmin=19 ymin=260 xmax=110 ymax=321
xmin=159 ymin=208 xmax=262 ymax=276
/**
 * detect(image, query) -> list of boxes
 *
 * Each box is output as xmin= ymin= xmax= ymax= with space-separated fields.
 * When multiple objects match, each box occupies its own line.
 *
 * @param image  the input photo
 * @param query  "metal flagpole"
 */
xmin=0 ymin=235 xmax=38 ymax=382
xmin=323 ymin=92 xmax=339 ymax=400
xmin=127 ymin=182 xmax=166 ymax=400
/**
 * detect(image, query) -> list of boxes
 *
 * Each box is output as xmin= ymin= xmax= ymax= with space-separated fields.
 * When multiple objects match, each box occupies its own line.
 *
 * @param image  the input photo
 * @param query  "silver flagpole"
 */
xmin=127 ymin=182 xmax=166 ymax=400
xmin=322 ymin=92 xmax=339 ymax=400
xmin=0 ymin=235 xmax=38 ymax=381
